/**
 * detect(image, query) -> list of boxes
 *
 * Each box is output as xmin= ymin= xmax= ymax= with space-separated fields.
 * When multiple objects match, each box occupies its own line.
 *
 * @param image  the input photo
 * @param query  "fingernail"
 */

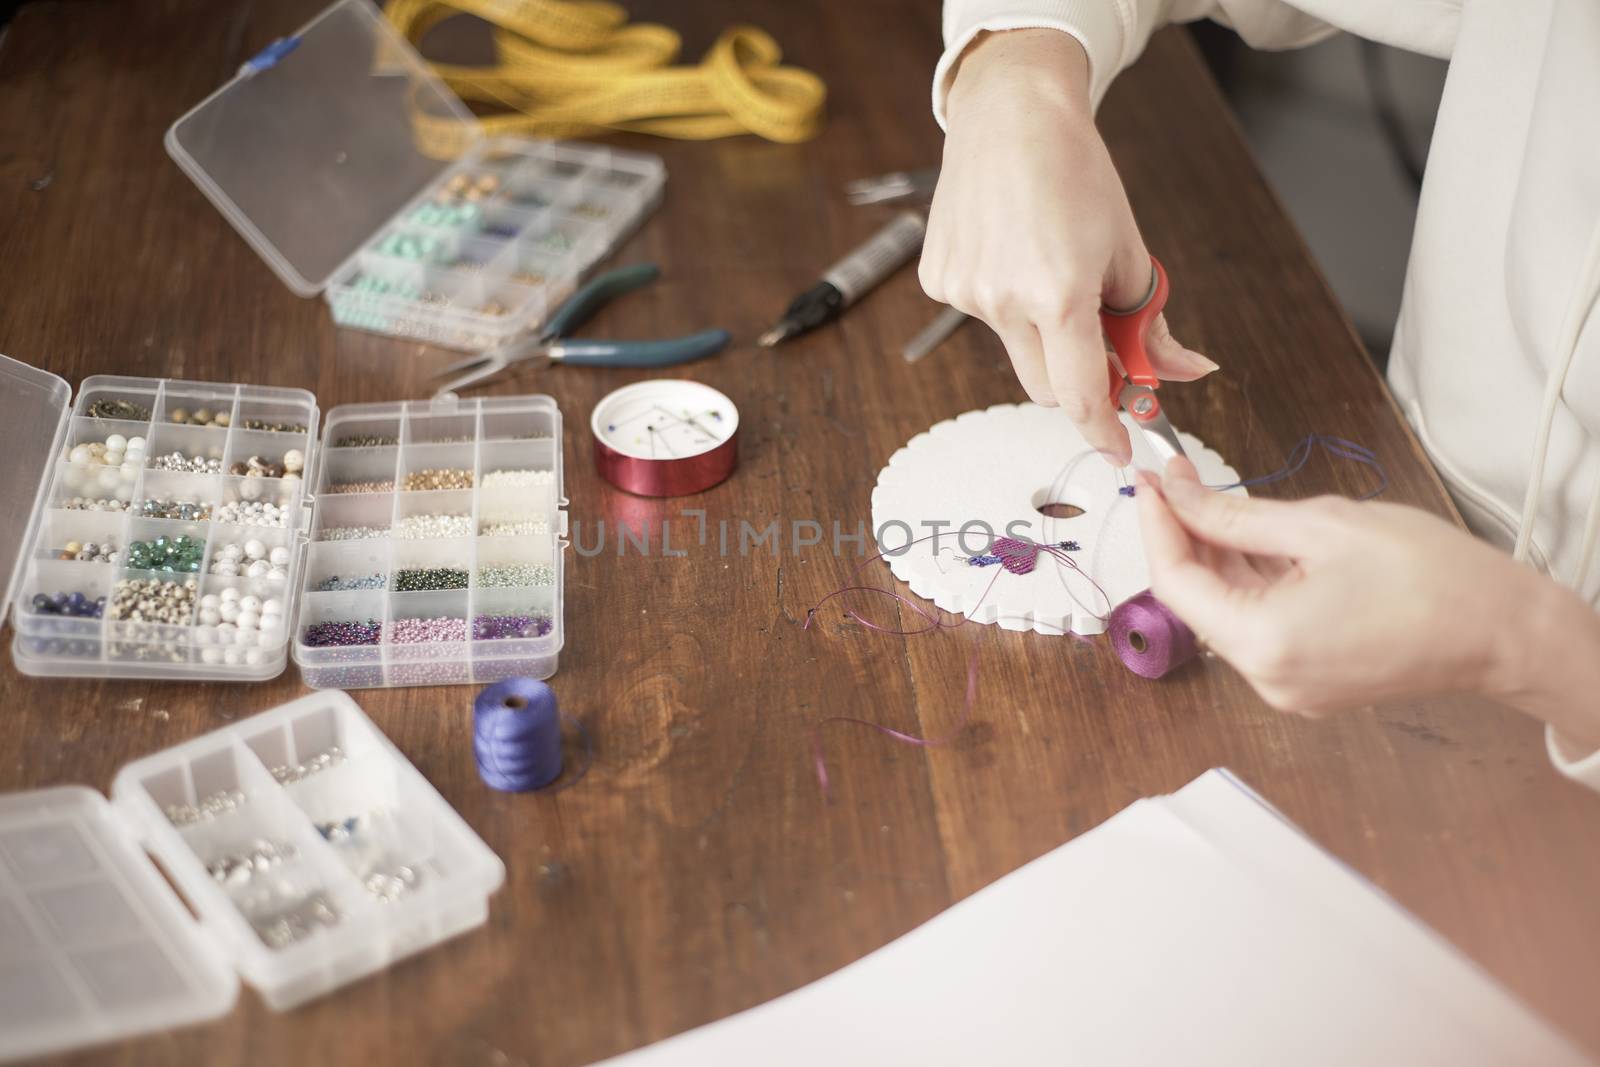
xmin=1186 ymin=349 xmax=1220 ymax=374
xmin=1098 ymin=447 xmax=1132 ymax=468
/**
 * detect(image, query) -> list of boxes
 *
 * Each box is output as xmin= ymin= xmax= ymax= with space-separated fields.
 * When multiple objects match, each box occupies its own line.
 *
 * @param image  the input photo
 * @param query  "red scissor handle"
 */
xmin=1101 ymin=256 xmax=1170 ymax=417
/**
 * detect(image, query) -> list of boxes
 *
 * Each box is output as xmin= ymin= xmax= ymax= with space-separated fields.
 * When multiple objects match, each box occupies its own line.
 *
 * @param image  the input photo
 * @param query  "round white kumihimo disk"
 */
xmin=870 ymin=403 xmax=1244 ymax=636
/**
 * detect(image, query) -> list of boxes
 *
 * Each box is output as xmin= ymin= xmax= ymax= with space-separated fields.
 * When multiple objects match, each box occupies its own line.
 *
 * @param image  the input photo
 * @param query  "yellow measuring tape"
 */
xmin=385 ymin=0 xmax=827 ymax=158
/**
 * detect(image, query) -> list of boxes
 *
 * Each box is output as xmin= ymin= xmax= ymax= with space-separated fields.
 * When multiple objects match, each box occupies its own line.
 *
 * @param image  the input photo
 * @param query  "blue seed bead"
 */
xmin=66 ymin=592 xmax=87 ymax=614
xmin=51 ymin=592 xmax=69 ymax=611
xmin=32 ymin=593 xmax=52 ymax=613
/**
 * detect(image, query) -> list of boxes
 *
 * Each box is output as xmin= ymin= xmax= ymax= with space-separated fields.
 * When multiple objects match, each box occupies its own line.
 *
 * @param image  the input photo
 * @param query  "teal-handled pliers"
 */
xmin=432 ymin=263 xmax=730 ymax=395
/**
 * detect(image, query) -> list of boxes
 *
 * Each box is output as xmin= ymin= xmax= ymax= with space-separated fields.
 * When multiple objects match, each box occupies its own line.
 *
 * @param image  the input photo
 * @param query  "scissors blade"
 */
xmin=1117 ymin=383 xmax=1189 ymax=464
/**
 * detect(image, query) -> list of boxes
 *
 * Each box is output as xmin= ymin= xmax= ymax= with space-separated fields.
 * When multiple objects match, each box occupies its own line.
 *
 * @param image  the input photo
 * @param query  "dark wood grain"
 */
xmin=3 ymin=2 xmax=1599 ymax=1064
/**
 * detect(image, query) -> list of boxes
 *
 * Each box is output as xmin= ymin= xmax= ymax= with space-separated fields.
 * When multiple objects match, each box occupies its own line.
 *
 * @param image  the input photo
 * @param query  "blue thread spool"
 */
xmin=473 ymin=678 xmax=564 ymax=792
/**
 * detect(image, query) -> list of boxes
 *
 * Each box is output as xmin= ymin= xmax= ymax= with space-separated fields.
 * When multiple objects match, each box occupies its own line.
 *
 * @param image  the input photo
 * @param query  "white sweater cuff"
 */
xmin=931 ymin=0 xmax=1128 ymax=129
xmin=1546 ymin=723 xmax=1600 ymax=792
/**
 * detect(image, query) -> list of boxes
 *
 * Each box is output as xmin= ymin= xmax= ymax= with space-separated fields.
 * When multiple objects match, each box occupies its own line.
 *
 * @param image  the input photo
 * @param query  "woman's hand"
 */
xmin=921 ymin=28 xmax=1217 ymax=466
xmin=1136 ymin=458 xmax=1600 ymax=751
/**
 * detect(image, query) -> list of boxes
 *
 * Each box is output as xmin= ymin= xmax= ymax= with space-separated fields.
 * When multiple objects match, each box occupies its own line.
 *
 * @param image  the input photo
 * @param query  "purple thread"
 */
xmin=803 ymin=531 xmax=1114 ymax=800
xmin=1109 ymin=590 xmax=1198 ymax=679
xmin=1209 ymin=434 xmax=1387 ymax=500
xmin=473 ymin=677 xmax=591 ymax=793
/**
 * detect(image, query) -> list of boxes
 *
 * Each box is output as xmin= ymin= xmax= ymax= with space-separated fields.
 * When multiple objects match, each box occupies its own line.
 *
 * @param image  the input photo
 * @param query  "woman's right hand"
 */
xmin=920 ymin=28 xmax=1218 ymax=466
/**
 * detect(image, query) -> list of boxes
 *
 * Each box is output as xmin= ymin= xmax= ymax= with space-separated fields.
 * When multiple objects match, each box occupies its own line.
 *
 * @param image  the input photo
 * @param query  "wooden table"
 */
xmin=3 ymin=1 xmax=1599 ymax=1063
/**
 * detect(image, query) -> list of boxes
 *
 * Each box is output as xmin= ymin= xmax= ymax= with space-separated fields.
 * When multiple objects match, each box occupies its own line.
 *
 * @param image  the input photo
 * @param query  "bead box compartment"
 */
xmin=8 ymin=372 xmax=316 ymax=681
xmin=0 ymin=691 xmax=504 ymax=1061
xmin=5 ymin=360 xmax=568 ymax=688
xmin=294 ymin=396 xmax=566 ymax=690
xmin=166 ymin=0 xmax=664 ymax=352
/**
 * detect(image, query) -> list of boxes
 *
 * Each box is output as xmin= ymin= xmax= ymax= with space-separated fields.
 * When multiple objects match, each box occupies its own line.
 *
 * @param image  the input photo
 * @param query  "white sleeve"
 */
xmin=1547 ymin=725 xmax=1600 ymax=793
xmin=932 ymin=0 xmax=1336 ymax=127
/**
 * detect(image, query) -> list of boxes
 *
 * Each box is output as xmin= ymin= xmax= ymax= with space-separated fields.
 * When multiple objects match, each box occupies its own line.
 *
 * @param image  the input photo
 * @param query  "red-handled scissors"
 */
xmin=1100 ymin=256 xmax=1189 ymax=463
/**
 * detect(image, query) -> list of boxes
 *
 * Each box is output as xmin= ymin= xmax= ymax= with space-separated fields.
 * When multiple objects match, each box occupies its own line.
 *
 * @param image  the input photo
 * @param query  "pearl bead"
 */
xmin=200 ymin=594 xmax=220 ymax=610
xmin=201 ymin=647 xmax=223 ymax=665
xmin=246 ymin=560 xmax=270 ymax=579
xmin=126 ymin=436 xmax=146 ymax=453
xmin=69 ymin=445 xmax=91 ymax=464
xmin=220 ymin=544 xmax=242 ymax=562
xmin=265 ymin=570 xmax=286 ymax=583
xmin=104 ymin=434 xmax=127 ymax=453
xmin=223 ymin=648 xmax=241 ymax=665
xmin=220 ymin=587 xmax=240 ymax=603
xmin=219 ymin=603 xmax=240 ymax=623
xmin=269 ymin=546 xmax=291 ymax=567
xmin=194 ymin=626 xmax=217 ymax=647
xmin=198 ymin=607 xmax=221 ymax=626
xmin=238 ymin=611 xmax=260 ymax=632
xmin=239 ymin=595 xmax=262 ymax=614
xmin=244 ymin=648 xmax=265 ymax=666
xmin=244 ymin=539 xmax=266 ymax=561
xmin=262 ymin=598 xmax=283 ymax=616
xmin=212 ymin=561 xmax=238 ymax=577
xmin=283 ymin=449 xmax=304 ymax=474
xmin=259 ymin=613 xmax=282 ymax=634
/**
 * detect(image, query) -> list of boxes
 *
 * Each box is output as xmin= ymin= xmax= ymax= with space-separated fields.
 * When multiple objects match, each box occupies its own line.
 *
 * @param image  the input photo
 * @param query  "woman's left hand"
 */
xmin=1134 ymin=458 xmax=1547 ymax=717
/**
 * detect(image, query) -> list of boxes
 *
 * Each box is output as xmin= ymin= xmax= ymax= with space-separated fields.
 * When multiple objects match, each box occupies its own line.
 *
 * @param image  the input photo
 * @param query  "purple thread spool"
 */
xmin=1109 ymin=590 xmax=1198 ymax=679
xmin=473 ymin=677 xmax=563 ymax=791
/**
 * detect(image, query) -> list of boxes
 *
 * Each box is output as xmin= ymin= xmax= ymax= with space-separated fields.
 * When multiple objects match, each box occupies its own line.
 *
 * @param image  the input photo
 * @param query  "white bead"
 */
xmin=213 ymin=627 xmax=234 ymax=647
xmin=220 ymin=543 xmax=242 ymax=561
xmin=244 ymin=648 xmax=265 ymax=666
xmin=220 ymin=587 xmax=240 ymax=602
xmin=212 ymin=561 xmax=238 ymax=577
xmin=258 ymin=613 xmax=282 ymax=634
xmin=239 ymin=595 xmax=262 ymax=614
xmin=200 ymin=594 xmax=220 ymax=610
xmin=243 ymin=539 xmax=266 ymax=561
xmin=262 ymin=598 xmax=283 ymax=616
xmin=126 ymin=436 xmax=146 ymax=453
xmin=69 ymin=445 xmax=91 ymax=464
xmin=246 ymin=560 xmax=270 ymax=579
xmin=219 ymin=602 xmax=240 ymax=623
xmin=268 ymin=546 xmax=290 ymax=567
xmin=119 ymin=462 xmax=140 ymax=483
xmin=96 ymin=468 xmax=120 ymax=491
xmin=265 ymin=570 xmax=287 ymax=583
xmin=198 ymin=607 xmax=221 ymax=626
xmin=194 ymin=626 xmax=217 ymax=647
xmin=283 ymin=449 xmax=304 ymax=473
xmin=114 ymin=484 xmax=135 ymax=502
xmin=104 ymin=450 xmax=124 ymax=466
xmin=238 ymin=610 xmax=259 ymax=631
xmin=104 ymin=434 xmax=127 ymax=453
xmin=201 ymin=647 xmax=223 ymax=665
xmin=223 ymin=648 xmax=241 ymax=665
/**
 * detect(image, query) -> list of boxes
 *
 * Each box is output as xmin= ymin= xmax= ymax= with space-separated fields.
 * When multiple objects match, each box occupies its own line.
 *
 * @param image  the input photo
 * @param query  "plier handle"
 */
xmin=1100 ymin=256 xmax=1189 ymax=463
xmin=434 ymin=263 xmax=730 ymax=396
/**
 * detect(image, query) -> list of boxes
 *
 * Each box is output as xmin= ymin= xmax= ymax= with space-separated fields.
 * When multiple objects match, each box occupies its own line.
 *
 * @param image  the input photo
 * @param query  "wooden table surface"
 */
xmin=3 ymin=1 xmax=1599 ymax=1063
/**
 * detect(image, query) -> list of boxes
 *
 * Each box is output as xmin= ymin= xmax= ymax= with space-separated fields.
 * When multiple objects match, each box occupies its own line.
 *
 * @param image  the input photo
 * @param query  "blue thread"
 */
xmin=1208 ymin=434 xmax=1387 ymax=500
xmin=473 ymin=677 xmax=590 ymax=792
xmin=243 ymin=36 xmax=300 ymax=74
xmin=1118 ymin=485 xmax=1136 ymax=497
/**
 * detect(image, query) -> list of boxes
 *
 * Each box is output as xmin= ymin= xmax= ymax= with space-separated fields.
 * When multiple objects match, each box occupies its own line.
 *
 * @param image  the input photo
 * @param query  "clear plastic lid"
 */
xmin=165 ymin=0 xmax=477 ymax=296
xmin=0 ymin=786 xmax=238 ymax=1062
xmin=0 ymin=354 xmax=72 ymax=611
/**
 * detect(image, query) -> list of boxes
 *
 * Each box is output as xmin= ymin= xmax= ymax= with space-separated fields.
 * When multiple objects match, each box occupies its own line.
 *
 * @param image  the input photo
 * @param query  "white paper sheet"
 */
xmin=598 ymin=769 xmax=1591 ymax=1066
